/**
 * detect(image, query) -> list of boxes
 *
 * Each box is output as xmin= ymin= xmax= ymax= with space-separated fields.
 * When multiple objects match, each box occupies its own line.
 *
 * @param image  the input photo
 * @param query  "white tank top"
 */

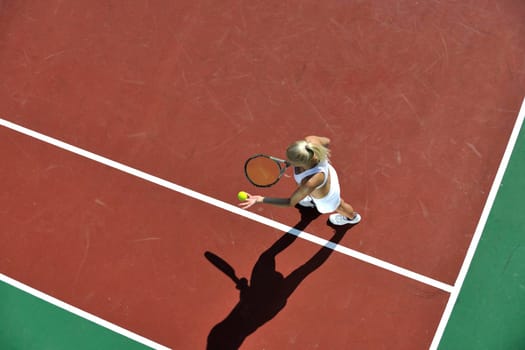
xmin=293 ymin=160 xmax=329 ymax=189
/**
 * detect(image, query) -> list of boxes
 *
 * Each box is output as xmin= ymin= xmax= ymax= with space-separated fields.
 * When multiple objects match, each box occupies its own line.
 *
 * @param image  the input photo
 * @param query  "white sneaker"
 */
xmin=329 ymin=213 xmax=361 ymax=225
xmin=298 ymin=196 xmax=315 ymax=208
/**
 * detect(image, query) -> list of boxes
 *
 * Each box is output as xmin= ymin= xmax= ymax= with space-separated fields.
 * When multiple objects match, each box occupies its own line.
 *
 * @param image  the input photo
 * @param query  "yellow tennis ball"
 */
xmin=237 ymin=191 xmax=249 ymax=201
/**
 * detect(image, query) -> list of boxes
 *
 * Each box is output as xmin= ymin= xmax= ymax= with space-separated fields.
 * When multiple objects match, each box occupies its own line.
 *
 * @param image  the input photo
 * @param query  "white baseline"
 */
xmin=0 ymin=273 xmax=171 ymax=350
xmin=429 ymin=97 xmax=525 ymax=349
xmin=0 ymin=117 xmax=453 ymax=293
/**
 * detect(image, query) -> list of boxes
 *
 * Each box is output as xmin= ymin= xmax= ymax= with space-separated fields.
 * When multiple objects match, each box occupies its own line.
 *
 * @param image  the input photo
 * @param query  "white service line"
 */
xmin=0 ymin=117 xmax=454 ymax=295
xmin=429 ymin=97 xmax=525 ymax=350
xmin=0 ymin=273 xmax=171 ymax=350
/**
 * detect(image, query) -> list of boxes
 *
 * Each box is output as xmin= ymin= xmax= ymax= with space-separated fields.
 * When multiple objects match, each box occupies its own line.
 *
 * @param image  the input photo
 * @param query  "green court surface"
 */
xmin=438 ymin=117 xmax=525 ymax=349
xmin=0 ymin=279 xmax=155 ymax=350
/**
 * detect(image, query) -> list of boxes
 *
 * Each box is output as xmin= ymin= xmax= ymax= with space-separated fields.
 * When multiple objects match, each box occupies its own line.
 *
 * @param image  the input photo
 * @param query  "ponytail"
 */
xmin=286 ymin=140 xmax=330 ymax=165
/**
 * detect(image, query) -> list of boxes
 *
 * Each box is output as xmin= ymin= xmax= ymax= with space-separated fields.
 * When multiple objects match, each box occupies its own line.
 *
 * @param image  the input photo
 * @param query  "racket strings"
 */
xmin=245 ymin=156 xmax=283 ymax=187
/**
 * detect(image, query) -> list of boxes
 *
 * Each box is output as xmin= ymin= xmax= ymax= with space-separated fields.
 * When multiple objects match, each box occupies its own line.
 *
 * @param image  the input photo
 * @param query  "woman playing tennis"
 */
xmin=239 ymin=135 xmax=361 ymax=225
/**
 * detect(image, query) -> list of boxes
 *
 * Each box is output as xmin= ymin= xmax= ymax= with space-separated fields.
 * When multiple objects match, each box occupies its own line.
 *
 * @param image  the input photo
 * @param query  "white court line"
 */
xmin=0 ymin=273 xmax=171 ymax=350
xmin=0 ymin=117 xmax=453 ymax=293
xmin=429 ymin=97 xmax=525 ymax=350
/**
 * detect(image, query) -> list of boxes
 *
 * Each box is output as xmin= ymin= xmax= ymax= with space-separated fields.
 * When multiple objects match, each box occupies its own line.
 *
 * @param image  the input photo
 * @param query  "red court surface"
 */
xmin=1 ymin=1 xmax=525 ymax=349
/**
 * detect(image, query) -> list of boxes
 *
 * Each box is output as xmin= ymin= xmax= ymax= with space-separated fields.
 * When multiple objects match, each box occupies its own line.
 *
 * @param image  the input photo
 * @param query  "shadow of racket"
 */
xmin=204 ymin=251 xmax=247 ymax=289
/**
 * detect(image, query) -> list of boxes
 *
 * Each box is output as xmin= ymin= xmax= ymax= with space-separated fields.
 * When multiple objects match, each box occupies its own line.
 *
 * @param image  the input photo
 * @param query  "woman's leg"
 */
xmin=335 ymin=198 xmax=358 ymax=219
xmin=329 ymin=198 xmax=360 ymax=225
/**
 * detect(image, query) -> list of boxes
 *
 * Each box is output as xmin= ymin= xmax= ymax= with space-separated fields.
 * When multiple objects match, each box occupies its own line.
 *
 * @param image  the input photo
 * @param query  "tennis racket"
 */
xmin=244 ymin=154 xmax=290 ymax=187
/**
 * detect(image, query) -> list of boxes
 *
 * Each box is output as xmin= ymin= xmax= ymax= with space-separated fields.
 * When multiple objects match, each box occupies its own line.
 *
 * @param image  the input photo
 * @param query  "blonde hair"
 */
xmin=286 ymin=140 xmax=330 ymax=165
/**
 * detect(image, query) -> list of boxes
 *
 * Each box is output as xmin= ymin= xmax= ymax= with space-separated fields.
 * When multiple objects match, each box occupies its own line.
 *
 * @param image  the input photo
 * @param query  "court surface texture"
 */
xmin=1 ymin=1 xmax=524 ymax=349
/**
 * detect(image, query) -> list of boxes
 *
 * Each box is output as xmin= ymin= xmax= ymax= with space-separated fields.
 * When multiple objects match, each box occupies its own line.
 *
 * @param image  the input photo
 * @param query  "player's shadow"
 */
xmin=205 ymin=206 xmax=355 ymax=350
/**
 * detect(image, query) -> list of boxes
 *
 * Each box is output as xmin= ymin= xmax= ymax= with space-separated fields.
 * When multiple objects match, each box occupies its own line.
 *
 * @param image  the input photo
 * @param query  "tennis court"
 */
xmin=1 ymin=1 xmax=524 ymax=349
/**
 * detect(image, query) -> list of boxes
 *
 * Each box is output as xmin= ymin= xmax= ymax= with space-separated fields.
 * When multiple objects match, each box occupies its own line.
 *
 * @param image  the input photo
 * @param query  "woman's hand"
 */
xmin=239 ymin=194 xmax=263 ymax=209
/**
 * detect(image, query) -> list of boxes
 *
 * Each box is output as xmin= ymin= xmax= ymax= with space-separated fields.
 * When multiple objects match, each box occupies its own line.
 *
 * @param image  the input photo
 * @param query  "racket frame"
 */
xmin=244 ymin=154 xmax=290 ymax=187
